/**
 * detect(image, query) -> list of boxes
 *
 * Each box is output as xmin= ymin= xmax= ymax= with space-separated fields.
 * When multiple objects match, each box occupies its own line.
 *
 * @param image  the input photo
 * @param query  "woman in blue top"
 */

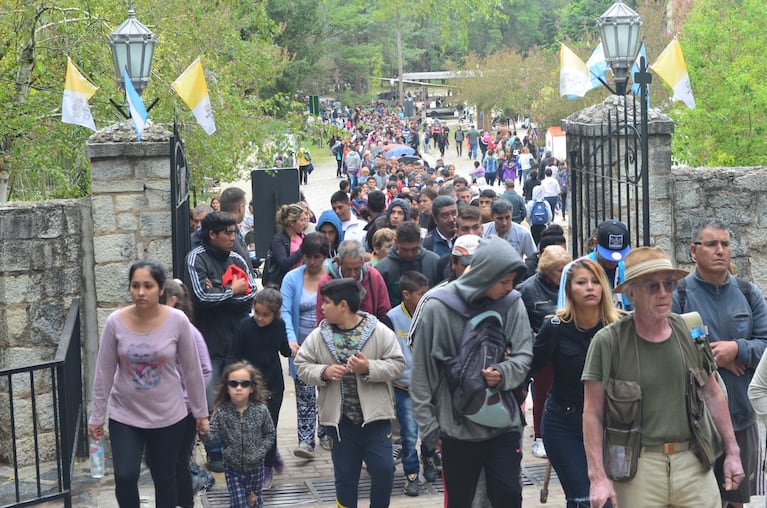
xmin=280 ymin=233 xmax=331 ymax=459
xmin=483 ymin=149 xmax=499 ymax=187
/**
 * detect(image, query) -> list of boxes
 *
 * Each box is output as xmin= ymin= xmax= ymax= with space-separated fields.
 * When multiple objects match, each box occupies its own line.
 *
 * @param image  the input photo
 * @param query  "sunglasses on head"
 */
xmin=227 ymin=379 xmax=253 ymax=388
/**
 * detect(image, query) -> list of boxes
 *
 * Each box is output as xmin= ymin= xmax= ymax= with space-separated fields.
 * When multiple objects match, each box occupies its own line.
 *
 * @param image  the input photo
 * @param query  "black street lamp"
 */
xmin=107 ymin=3 xmax=158 ymax=117
xmin=597 ymin=1 xmax=642 ymax=95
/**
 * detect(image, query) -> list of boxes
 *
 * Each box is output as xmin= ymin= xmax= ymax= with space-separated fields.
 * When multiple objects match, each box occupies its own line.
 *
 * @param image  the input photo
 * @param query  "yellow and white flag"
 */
xmin=171 ymin=57 xmax=216 ymax=135
xmin=560 ymin=43 xmax=592 ymax=98
xmin=651 ymin=39 xmax=695 ymax=109
xmin=61 ymin=57 xmax=98 ymax=131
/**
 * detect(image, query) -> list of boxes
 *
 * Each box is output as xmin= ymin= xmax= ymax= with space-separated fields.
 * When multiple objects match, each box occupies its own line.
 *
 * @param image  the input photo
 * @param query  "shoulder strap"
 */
xmin=428 ymin=289 xmax=470 ymax=318
xmin=736 ymin=277 xmax=753 ymax=301
xmin=677 ymin=278 xmax=688 ymax=313
xmin=428 ymin=288 xmax=520 ymax=320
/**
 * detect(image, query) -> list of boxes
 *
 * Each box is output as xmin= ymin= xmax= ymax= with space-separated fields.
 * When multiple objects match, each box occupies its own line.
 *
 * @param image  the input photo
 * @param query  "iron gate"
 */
xmin=566 ymin=92 xmax=650 ymax=259
xmin=170 ymin=121 xmax=191 ymax=279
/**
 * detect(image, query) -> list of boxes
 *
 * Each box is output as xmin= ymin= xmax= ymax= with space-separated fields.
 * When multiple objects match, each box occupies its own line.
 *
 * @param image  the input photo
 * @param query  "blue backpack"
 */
xmin=531 ymin=199 xmax=548 ymax=226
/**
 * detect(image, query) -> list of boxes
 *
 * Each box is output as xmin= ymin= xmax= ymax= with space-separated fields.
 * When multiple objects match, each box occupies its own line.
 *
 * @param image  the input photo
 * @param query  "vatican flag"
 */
xmin=172 ymin=57 xmax=216 ymax=135
xmin=61 ymin=57 xmax=98 ymax=131
xmin=560 ymin=43 xmax=592 ymax=98
xmin=651 ymin=39 xmax=695 ymax=109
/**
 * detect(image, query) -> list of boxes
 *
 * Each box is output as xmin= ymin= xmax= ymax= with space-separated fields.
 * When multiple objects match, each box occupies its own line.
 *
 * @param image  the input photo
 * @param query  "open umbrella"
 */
xmin=383 ymin=145 xmax=415 ymax=158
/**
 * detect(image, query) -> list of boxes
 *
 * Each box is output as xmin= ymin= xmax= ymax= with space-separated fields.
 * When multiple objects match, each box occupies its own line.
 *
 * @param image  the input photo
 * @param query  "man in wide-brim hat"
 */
xmin=580 ymin=246 xmax=743 ymax=508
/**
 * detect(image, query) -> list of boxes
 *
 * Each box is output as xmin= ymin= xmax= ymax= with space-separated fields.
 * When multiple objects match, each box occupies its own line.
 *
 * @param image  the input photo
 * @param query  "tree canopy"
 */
xmin=0 ymin=0 xmax=761 ymax=202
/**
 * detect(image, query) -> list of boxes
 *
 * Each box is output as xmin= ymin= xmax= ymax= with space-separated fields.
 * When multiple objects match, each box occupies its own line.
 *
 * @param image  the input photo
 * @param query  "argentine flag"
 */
xmin=123 ymin=67 xmax=149 ymax=141
xmin=630 ymin=42 xmax=650 ymax=107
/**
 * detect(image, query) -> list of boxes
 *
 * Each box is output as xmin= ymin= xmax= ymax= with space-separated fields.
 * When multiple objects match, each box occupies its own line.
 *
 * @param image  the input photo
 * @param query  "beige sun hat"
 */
xmin=613 ymin=246 xmax=689 ymax=293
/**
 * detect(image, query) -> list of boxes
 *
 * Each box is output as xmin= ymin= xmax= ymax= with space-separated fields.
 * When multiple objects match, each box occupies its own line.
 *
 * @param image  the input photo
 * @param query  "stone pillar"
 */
xmin=562 ymin=95 xmax=675 ymax=252
xmin=86 ymin=121 xmax=173 ymax=335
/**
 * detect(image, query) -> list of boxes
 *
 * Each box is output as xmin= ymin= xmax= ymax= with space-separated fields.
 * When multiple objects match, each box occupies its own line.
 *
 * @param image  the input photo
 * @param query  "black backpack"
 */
xmin=429 ymin=289 xmax=527 ymax=428
xmin=261 ymin=236 xmax=289 ymax=287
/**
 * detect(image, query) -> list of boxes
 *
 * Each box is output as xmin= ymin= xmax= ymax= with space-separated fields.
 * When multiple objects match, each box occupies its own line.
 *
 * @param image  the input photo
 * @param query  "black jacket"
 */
xmin=184 ymin=243 xmax=256 ymax=359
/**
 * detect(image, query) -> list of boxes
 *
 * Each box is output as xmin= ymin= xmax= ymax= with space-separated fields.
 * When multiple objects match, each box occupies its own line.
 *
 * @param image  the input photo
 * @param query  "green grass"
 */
xmin=307 ymin=140 xmax=333 ymax=166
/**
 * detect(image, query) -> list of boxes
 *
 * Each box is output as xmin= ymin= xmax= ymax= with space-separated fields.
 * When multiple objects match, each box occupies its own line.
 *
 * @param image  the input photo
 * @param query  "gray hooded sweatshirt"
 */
xmin=409 ymin=235 xmax=532 ymax=448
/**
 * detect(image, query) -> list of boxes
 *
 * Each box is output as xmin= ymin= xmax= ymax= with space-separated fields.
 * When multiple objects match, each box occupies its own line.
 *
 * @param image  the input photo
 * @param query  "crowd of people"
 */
xmin=88 ymin=106 xmax=767 ymax=508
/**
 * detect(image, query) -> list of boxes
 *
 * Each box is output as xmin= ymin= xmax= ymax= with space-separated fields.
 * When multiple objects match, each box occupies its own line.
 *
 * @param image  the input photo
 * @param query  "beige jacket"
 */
xmin=295 ymin=313 xmax=405 ymax=433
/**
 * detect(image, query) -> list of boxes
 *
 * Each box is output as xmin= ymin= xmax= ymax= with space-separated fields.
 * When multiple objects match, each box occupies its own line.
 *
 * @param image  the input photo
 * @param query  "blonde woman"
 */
xmin=530 ymin=258 xmax=622 ymax=507
xmin=269 ymin=203 xmax=309 ymax=286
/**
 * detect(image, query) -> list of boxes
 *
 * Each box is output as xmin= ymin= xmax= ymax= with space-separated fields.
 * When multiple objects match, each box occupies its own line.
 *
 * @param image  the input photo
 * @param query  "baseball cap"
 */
xmin=452 ymin=234 xmax=481 ymax=265
xmin=596 ymin=221 xmax=631 ymax=262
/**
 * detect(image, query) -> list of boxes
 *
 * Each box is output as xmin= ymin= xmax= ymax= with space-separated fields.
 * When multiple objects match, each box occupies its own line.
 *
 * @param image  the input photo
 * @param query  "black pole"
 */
xmin=635 ymin=56 xmax=652 ymax=246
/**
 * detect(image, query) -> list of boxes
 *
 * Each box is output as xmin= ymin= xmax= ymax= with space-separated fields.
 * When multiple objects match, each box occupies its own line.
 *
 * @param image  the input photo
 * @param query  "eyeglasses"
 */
xmin=694 ymin=240 xmax=730 ymax=249
xmin=227 ymin=380 xmax=254 ymax=388
xmin=638 ymin=279 xmax=678 ymax=295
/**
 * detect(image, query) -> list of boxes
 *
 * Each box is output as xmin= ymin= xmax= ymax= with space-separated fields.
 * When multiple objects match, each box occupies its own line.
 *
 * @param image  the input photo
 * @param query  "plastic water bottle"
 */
xmin=89 ymin=438 xmax=104 ymax=478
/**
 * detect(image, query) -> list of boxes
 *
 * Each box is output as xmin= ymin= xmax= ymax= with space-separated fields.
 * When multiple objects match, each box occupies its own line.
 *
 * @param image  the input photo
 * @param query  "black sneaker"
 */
xmin=392 ymin=444 xmax=403 ymax=465
xmin=404 ymin=473 xmax=419 ymax=497
xmin=422 ymin=456 xmax=438 ymax=483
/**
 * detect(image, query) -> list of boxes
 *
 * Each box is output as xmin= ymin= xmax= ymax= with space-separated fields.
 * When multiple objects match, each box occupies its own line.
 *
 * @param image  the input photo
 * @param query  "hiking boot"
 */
xmin=319 ymin=435 xmax=332 ymax=451
xmin=532 ymin=438 xmax=547 ymax=458
xmin=293 ymin=442 xmax=315 ymax=460
xmin=404 ymin=473 xmax=419 ymax=497
xmin=422 ymin=456 xmax=438 ymax=483
xmin=262 ymin=467 xmax=273 ymax=491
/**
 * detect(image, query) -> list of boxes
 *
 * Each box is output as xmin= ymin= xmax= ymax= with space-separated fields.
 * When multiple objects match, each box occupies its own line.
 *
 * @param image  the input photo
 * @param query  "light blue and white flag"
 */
xmin=123 ymin=67 xmax=149 ymax=142
xmin=630 ymin=42 xmax=650 ymax=107
xmin=587 ymin=43 xmax=609 ymax=90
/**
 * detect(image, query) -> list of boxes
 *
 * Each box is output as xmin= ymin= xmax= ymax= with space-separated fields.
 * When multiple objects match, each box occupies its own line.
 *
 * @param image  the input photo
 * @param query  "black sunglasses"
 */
xmin=227 ymin=380 xmax=254 ymax=388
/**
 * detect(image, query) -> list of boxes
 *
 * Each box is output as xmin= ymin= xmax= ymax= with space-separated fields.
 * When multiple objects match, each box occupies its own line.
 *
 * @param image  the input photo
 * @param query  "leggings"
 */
xmin=110 ymin=417 xmax=186 ymax=508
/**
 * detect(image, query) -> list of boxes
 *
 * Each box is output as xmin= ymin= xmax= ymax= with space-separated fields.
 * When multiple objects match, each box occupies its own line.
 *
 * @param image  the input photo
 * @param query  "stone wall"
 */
xmin=668 ymin=166 xmax=767 ymax=290
xmin=0 ymin=199 xmax=97 ymax=462
xmin=86 ymin=121 xmax=173 ymax=338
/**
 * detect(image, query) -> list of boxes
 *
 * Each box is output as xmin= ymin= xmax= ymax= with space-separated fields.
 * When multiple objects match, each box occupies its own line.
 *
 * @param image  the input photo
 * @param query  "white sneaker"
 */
xmin=532 ymin=438 xmax=547 ymax=458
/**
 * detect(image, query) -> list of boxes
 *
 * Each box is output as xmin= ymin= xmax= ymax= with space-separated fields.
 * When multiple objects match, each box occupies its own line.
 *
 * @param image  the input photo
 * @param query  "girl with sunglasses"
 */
xmin=201 ymin=361 xmax=275 ymax=508
xmin=231 ymin=287 xmax=292 ymax=490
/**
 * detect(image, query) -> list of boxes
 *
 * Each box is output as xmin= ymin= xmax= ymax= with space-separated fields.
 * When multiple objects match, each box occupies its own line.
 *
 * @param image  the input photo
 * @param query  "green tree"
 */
xmin=0 ymin=0 xmax=293 ymax=201
xmin=670 ymin=0 xmax=767 ymax=166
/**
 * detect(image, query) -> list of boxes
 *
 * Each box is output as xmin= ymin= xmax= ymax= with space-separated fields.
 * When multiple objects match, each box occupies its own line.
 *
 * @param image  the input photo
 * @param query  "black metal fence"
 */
xmin=567 ymin=93 xmax=650 ymax=258
xmin=170 ymin=121 xmax=191 ymax=280
xmin=0 ymin=299 xmax=85 ymax=508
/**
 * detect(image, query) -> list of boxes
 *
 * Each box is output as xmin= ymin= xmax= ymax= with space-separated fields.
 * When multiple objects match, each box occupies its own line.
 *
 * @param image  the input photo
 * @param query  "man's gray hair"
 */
xmin=692 ymin=218 xmax=730 ymax=243
xmin=192 ymin=202 xmax=211 ymax=215
xmin=490 ymin=198 xmax=513 ymax=215
xmin=337 ymin=240 xmax=366 ymax=261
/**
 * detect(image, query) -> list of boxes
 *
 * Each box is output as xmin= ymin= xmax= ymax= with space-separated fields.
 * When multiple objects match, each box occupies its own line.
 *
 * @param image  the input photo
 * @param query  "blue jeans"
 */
xmin=349 ymin=172 xmax=359 ymax=189
xmin=394 ymin=389 xmax=431 ymax=476
xmin=520 ymin=168 xmax=531 ymax=186
xmin=330 ymin=417 xmax=393 ymax=508
xmin=542 ymin=396 xmax=589 ymax=508
xmin=469 ymin=141 xmax=478 ymax=160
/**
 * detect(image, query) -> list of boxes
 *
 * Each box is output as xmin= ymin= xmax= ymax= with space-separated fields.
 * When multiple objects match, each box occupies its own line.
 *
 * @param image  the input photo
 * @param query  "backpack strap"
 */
xmin=429 ymin=288 xmax=521 ymax=321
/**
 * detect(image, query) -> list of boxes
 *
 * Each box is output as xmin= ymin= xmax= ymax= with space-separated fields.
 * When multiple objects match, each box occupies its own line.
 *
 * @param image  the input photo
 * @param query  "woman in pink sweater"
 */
xmin=88 ymin=260 xmax=209 ymax=508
